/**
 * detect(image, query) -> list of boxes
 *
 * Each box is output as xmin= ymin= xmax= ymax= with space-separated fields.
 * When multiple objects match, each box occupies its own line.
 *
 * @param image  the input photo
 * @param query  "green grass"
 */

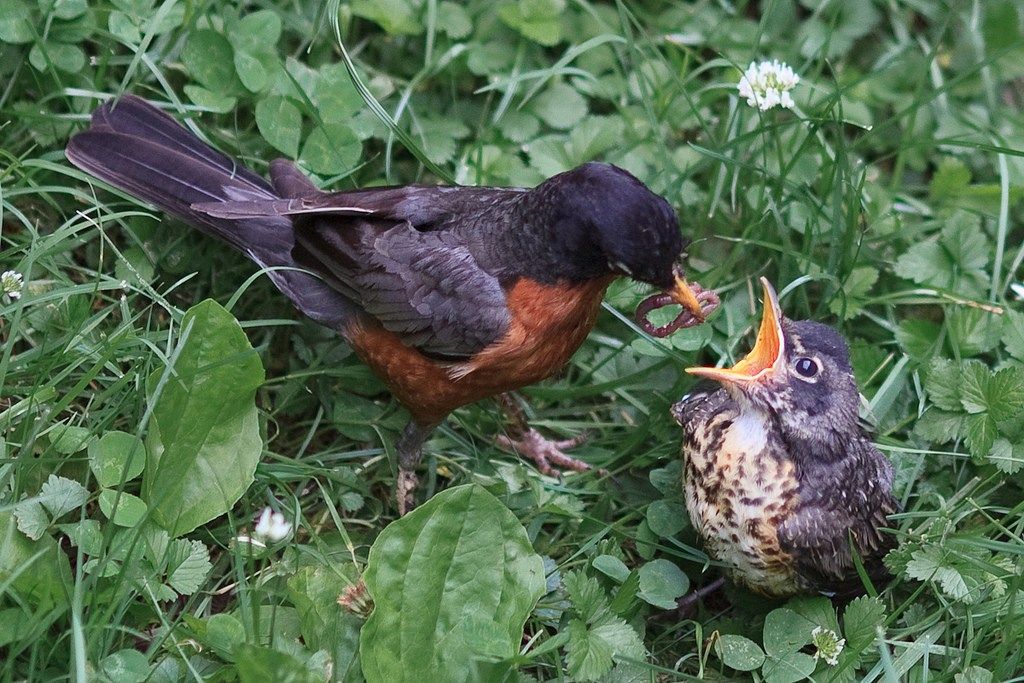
xmin=2 ymin=0 xmax=1024 ymax=680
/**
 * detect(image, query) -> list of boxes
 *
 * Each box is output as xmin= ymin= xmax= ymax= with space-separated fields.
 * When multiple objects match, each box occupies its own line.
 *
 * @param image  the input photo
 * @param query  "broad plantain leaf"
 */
xmin=360 ymin=484 xmax=545 ymax=683
xmin=142 ymin=299 xmax=264 ymax=537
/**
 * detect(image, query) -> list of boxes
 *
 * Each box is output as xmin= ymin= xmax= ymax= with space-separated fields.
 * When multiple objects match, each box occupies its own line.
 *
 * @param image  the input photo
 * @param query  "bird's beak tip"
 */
xmin=685 ymin=279 xmax=784 ymax=384
xmin=668 ymin=273 xmax=705 ymax=321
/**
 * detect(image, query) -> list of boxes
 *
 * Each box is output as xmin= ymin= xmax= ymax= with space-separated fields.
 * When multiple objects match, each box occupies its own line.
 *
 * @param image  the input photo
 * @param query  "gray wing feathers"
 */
xmin=299 ymin=223 xmax=511 ymax=359
xmin=779 ymin=439 xmax=898 ymax=589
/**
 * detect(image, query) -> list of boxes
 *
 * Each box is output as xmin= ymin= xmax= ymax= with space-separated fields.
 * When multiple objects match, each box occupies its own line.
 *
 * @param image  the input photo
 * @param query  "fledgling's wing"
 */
xmin=778 ymin=437 xmax=898 ymax=595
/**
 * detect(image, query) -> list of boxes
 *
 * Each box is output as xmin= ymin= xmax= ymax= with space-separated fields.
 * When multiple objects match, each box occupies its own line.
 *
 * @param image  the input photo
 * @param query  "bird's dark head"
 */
xmin=538 ymin=162 xmax=705 ymax=318
xmin=686 ymin=278 xmax=861 ymax=452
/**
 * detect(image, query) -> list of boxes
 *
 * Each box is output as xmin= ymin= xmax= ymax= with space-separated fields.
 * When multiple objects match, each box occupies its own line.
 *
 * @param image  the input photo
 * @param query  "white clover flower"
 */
xmin=738 ymin=60 xmax=800 ymax=111
xmin=253 ymin=507 xmax=292 ymax=543
xmin=811 ymin=626 xmax=845 ymax=667
xmin=2 ymin=270 xmax=24 ymax=300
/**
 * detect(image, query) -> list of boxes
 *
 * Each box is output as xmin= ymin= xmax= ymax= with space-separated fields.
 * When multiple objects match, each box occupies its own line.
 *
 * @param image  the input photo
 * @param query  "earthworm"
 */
xmin=635 ymin=285 xmax=720 ymax=337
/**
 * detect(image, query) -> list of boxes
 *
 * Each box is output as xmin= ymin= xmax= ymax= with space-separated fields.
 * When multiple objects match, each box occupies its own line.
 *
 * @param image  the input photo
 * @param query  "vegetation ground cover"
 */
xmin=1 ymin=0 xmax=1023 ymax=680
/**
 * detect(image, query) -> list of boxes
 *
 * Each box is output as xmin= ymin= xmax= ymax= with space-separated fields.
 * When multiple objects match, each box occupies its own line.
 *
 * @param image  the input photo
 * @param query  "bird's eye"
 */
xmin=794 ymin=357 xmax=818 ymax=378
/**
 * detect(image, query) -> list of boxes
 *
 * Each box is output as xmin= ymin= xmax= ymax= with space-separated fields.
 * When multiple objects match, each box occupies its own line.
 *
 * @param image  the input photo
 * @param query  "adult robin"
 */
xmin=672 ymin=278 xmax=897 ymax=597
xmin=66 ymin=95 xmax=718 ymax=513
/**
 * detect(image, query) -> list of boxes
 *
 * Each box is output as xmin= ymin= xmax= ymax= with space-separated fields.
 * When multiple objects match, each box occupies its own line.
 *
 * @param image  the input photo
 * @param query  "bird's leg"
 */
xmin=395 ymin=420 xmax=437 ymax=515
xmin=495 ymin=393 xmax=599 ymax=476
xmin=676 ymin=577 xmax=726 ymax=618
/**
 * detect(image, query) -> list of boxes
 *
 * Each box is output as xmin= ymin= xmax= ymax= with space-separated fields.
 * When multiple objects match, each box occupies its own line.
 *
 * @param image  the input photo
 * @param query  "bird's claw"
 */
xmin=496 ymin=429 xmax=604 ymax=477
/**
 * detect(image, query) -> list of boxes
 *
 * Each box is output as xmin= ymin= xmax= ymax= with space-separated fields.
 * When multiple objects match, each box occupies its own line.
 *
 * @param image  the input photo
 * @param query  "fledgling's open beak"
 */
xmin=686 ymin=277 xmax=784 ymax=384
xmin=667 ymin=268 xmax=706 ymax=322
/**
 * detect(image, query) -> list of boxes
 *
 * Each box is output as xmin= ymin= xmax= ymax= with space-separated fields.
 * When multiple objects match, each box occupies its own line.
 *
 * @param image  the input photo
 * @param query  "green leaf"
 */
xmin=646 ymin=500 xmax=686 ymax=537
xmin=415 ymin=116 xmax=471 ymax=165
xmin=142 ymin=299 xmax=265 ymax=537
xmin=14 ymin=500 xmax=48 ymax=541
xmin=592 ymin=554 xmax=630 ymax=583
xmin=894 ymin=239 xmax=946 ymax=288
xmin=60 ymin=519 xmax=103 ymax=556
xmin=564 ymin=570 xmax=610 ymax=623
xmin=566 ymin=617 xmax=641 ymax=681
xmin=956 ymin=665 xmax=995 ymax=683
xmin=255 ymin=96 xmax=302 ymax=157
xmin=49 ymin=423 xmax=91 ymax=454
xmin=566 ymin=619 xmax=612 ymax=681
xmin=300 ymin=122 xmax=362 ymax=175
xmin=438 ymin=1 xmax=472 ymax=38
xmin=50 ymin=0 xmax=86 ymax=20
xmin=985 ymin=367 xmax=1024 ymax=423
xmin=530 ymin=82 xmax=587 ymax=130
xmin=205 ymin=613 xmax=245 ymax=661
xmin=715 ymin=634 xmax=765 ymax=672
xmin=229 ymin=9 xmax=281 ymax=52
xmin=38 ymin=474 xmax=88 ymax=519
xmin=99 ymin=649 xmax=151 ymax=683
xmin=314 ymin=63 xmax=363 ymax=121
xmin=98 ymin=490 xmax=148 ymax=527
xmin=829 ymin=266 xmax=878 ymax=319
xmin=988 ymin=438 xmax=1024 ymax=474
xmin=235 ymin=644 xmax=318 ymax=683
xmin=287 ymin=565 xmax=362 ymax=680
xmin=762 ymin=607 xmax=813 ymax=657
xmin=499 ymin=0 xmax=565 ymax=46
xmin=923 ymin=358 xmax=963 ymax=412
xmin=351 ymin=0 xmax=422 ymax=35
xmin=0 ymin=0 xmax=35 ymax=44
xmin=234 ymin=49 xmax=268 ymax=92
xmin=964 ymin=413 xmax=998 ymax=463
xmin=1002 ymin=309 xmax=1024 ymax=362
xmin=787 ymin=595 xmax=840 ymax=632
xmin=360 ymin=484 xmax=545 ymax=683
xmin=108 ymin=10 xmax=140 ymax=43
xmin=28 ymin=38 xmax=83 ymax=73
xmin=895 ymin=318 xmax=942 ymax=361
xmin=762 ymin=651 xmax=817 ymax=683
xmin=913 ymin=408 xmax=963 ymax=444
xmin=948 ymin=309 xmax=1002 ymax=356
xmin=496 ymin=110 xmax=540 ymax=144
xmin=0 ymin=608 xmax=23 ymax=647
xmin=166 ymin=539 xmax=211 ymax=595
xmin=183 ymin=29 xmax=243 ymax=93
xmin=843 ymin=595 xmax=885 ymax=652
xmin=89 ymin=431 xmax=145 ymax=488
xmin=637 ymin=559 xmax=689 ymax=609
xmin=929 ymin=157 xmax=972 ymax=201
xmin=184 ymin=85 xmax=236 ymax=114
xmin=649 ymin=461 xmax=682 ymax=495
xmin=0 ymin=511 xmax=71 ymax=609
xmin=893 ymin=212 xmax=989 ymax=295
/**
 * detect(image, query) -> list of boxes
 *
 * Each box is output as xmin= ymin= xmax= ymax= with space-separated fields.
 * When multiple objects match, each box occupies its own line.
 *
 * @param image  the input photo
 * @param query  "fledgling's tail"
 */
xmin=66 ymin=95 xmax=356 ymax=330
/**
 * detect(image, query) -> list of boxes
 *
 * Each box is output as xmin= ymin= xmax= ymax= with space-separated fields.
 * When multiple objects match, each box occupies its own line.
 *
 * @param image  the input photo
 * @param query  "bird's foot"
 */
xmin=496 ymin=429 xmax=601 ymax=477
xmin=396 ymin=468 xmax=419 ymax=516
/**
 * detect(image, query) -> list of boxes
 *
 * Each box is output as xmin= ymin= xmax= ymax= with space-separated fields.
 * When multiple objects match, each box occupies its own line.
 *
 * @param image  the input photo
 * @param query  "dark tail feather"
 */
xmin=66 ymin=95 xmax=357 ymax=331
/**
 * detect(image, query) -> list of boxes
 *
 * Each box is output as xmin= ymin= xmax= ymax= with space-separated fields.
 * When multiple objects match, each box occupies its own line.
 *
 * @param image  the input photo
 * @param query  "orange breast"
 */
xmin=346 ymin=276 xmax=615 ymax=425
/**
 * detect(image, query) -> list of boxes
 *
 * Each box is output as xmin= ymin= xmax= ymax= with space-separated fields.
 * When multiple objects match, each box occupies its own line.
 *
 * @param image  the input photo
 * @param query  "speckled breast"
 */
xmin=683 ymin=410 xmax=802 ymax=596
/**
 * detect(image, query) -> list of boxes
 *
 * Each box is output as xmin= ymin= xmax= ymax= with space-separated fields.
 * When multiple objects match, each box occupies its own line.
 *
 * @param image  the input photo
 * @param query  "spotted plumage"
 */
xmin=673 ymin=279 xmax=898 ymax=597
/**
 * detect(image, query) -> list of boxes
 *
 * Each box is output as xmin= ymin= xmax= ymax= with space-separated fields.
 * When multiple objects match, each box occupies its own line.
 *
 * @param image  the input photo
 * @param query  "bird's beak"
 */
xmin=666 ymin=268 xmax=706 ymax=322
xmin=686 ymin=277 xmax=784 ymax=384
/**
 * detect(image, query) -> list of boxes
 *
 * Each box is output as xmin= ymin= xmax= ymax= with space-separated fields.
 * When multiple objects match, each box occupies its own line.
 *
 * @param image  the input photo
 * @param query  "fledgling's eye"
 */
xmin=794 ymin=357 xmax=818 ymax=378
